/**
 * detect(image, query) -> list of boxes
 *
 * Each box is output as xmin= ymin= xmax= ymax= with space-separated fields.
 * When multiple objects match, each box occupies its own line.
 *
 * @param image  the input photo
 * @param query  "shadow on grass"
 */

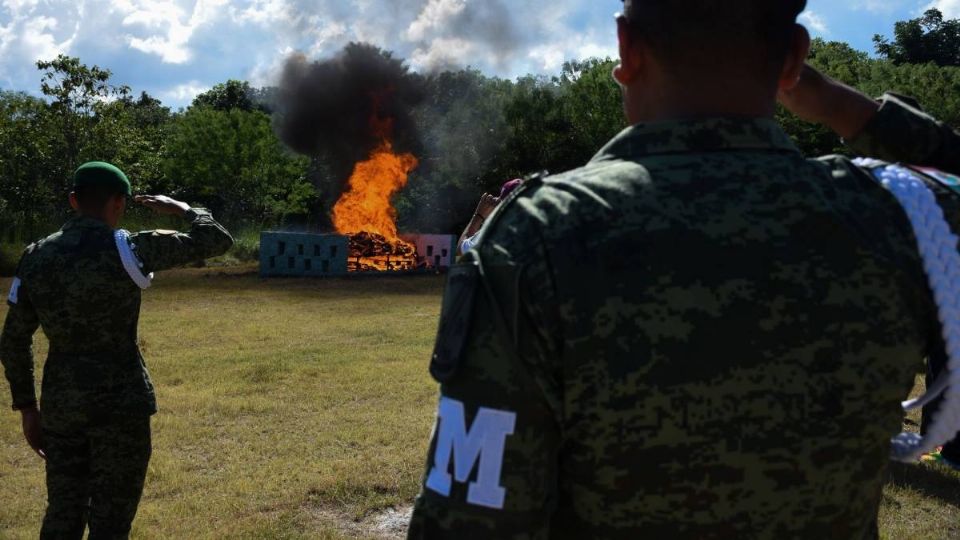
xmin=886 ymin=461 xmax=960 ymax=507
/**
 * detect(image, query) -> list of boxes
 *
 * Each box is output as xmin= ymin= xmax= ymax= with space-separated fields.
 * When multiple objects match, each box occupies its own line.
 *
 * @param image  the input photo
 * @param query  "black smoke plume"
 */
xmin=274 ymin=43 xmax=425 ymax=229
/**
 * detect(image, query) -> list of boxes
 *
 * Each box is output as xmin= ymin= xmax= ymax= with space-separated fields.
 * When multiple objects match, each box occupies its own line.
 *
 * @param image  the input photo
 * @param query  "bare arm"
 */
xmin=458 ymin=194 xmax=500 ymax=255
xmin=778 ymin=64 xmax=879 ymax=140
xmin=780 ymin=64 xmax=960 ymax=173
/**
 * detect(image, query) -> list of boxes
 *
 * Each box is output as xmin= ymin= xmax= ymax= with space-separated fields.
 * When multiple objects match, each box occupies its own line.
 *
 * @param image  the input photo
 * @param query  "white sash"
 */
xmin=114 ymin=229 xmax=154 ymax=290
xmin=857 ymin=159 xmax=960 ymax=462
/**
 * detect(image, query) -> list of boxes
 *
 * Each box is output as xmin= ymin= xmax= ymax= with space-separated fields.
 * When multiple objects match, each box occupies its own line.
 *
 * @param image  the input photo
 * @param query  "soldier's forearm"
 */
xmin=1 ymin=319 xmax=38 ymax=410
xmin=779 ymin=65 xmax=879 ymax=140
xmin=817 ymin=80 xmax=879 ymax=141
xmin=2 ymin=356 xmax=37 ymax=410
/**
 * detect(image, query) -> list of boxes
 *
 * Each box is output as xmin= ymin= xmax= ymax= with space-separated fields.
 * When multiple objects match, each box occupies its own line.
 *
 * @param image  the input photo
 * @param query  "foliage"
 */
xmin=191 ymin=79 xmax=265 ymax=113
xmin=5 ymin=9 xmax=960 ymax=243
xmin=164 ymin=107 xmax=315 ymax=224
xmin=875 ymin=9 xmax=960 ymax=67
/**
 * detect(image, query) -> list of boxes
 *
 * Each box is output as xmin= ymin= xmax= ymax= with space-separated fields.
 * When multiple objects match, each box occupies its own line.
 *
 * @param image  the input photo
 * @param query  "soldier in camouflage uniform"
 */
xmin=1 ymin=162 xmax=233 ymax=538
xmin=409 ymin=1 xmax=960 ymax=538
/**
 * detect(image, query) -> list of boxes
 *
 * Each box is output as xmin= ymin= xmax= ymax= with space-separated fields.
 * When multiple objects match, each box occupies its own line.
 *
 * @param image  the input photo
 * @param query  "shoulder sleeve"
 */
xmin=131 ymin=208 xmax=234 ymax=273
xmin=409 ymin=189 xmax=564 ymax=538
xmin=0 ymin=251 xmax=41 ymax=409
xmin=846 ymin=93 xmax=960 ymax=174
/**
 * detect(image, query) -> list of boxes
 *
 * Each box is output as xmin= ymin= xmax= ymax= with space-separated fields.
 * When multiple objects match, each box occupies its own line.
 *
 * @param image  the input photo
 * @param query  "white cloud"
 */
xmin=409 ymin=37 xmax=476 ymax=72
xmin=158 ymin=81 xmax=210 ymax=103
xmin=119 ymin=0 xmax=229 ymax=64
xmin=799 ymin=10 xmax=830 ymax=35
xmin=0 ymin=0 xmax=614 ymax=106
xmin=406 ymin=0 xmax=466 ymax=42
xmin=527 ymin=36 xmax=616 ymax=73
xmin=0 ymin=0 xmax=81 ymax=84
xmin=930 ymin=0 xmax=960 ymax=17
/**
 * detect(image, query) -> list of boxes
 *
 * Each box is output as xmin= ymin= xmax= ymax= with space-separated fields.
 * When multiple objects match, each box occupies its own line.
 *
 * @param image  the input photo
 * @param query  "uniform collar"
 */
xmin=62 ymin=216 xmax=113 ymax=232
xmin=591 ymin=117 xmax=801 ymax=163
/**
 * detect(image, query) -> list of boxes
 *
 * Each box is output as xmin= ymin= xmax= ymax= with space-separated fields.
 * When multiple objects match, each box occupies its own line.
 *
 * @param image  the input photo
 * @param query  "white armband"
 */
xmin=7 ymin=277 xmax=20 ymax=305
xmin=115 ymin=229 xmax=154 ymax=290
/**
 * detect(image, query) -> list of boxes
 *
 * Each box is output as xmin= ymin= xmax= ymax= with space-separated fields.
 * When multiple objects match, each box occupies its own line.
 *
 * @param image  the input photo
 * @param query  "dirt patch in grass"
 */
xmin=306 ymin=505 xmax=413 ymax=540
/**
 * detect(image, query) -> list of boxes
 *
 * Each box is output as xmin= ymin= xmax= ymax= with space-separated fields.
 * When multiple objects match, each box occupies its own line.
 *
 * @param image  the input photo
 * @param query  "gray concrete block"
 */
xmin=260 ymin=232 xmax=349 ymax=277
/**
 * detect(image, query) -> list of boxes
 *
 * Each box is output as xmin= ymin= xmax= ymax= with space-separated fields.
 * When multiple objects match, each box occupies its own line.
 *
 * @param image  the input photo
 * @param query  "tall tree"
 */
xmin=192 ymin=80 xmax=261 ymax=112
xmin=875 ymin=9 xmax=960 ymax=67
xmin=164 ymin=107 xmax=314 ymax=223
xmin=36 ymin=55 xmax=131 ymax=178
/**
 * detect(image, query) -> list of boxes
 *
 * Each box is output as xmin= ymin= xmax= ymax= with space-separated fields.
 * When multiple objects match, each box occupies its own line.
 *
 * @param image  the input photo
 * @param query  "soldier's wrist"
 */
xmin=13 ymin=401 xmax=38 ymax=413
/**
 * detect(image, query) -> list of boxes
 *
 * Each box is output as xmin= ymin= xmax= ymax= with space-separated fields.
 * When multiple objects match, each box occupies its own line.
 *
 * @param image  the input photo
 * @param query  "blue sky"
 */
xmin=0 ymin=0 xmax=953 ymax=109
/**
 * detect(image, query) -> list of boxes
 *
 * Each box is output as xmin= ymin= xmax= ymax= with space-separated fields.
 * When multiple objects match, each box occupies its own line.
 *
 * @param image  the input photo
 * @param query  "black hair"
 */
xmin=623 ymin=0 xmax=807 ymax=77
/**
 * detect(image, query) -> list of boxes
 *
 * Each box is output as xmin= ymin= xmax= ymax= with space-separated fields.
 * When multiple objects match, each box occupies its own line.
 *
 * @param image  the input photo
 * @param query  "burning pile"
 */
xmin=332 ymin=119 xmax=420 ymax=271
xmin=275 ymin=44 xmax=427 ymax=272
xmin=345 ymin=232 xmax=416 ymax=272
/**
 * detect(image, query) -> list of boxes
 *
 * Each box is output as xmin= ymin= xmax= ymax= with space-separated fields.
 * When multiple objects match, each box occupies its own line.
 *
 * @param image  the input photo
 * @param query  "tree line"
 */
xmin=2 ymin=9 xmax=960 ymax=245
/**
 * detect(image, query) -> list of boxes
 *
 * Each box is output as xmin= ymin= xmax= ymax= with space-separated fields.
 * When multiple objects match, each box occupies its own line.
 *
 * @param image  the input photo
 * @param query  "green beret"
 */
xmin=73 ymin=162 xmax=132 ymax=196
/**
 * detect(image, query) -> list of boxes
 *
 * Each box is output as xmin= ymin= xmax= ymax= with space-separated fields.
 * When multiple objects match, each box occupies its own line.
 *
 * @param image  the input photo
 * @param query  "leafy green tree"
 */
xmin=398 ymin=69 xmax=514 ymax=233
xmin=192 ymin=80 xmax=262 ymax=112
xmin=875 ymin=9 xmax=960 ymax=67
xmin=0 ymin=91 xmax=61 ymax=235
xmin=164 ymin=107 xmax=314 ymax=223
xmin=36 ymin=55 xmax=131 ymax=178
xmin=557 ymin=59 xmax=625 ymax=163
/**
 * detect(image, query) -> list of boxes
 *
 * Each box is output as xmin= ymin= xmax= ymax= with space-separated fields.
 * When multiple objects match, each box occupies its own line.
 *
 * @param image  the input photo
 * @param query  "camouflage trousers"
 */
xmin=40 ymin=415 xmax=152 ymax=540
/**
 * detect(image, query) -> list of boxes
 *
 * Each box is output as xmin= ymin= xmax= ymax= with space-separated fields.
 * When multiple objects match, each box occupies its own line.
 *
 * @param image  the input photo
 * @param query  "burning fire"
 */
xmin=332 ymin=126 xmax=419 ymax=272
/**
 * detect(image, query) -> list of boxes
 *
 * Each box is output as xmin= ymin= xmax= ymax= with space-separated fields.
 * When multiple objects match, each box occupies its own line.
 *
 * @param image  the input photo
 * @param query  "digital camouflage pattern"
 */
xmin=41 ymin=416 xmax=151 ymax=538
xmin=1 ymin=209 xmax=233 ymax=416
xmin=409 ymin=94 xmax=960 ymax=539
xmin=0 ymin=208 xmax=232 ymax=538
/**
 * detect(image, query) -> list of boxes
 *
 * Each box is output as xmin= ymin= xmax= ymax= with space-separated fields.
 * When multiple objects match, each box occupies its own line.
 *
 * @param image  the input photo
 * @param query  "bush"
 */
xmin=0 ymin=242 xmax=24 ymax=277
xmin=228 ymin=229 xmax=261 ymax=262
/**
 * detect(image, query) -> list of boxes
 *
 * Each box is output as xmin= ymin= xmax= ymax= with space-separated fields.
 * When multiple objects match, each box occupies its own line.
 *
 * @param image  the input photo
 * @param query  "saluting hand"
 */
xmin=475 ymin=193 xmax=500 ymax=220
xmin=135 ymin=195 xmax=190 ymax=217
xmin=21 ymin=407 xmax=45 ymax=460
xmin=778 ymin=64 xmax=879 ymax=140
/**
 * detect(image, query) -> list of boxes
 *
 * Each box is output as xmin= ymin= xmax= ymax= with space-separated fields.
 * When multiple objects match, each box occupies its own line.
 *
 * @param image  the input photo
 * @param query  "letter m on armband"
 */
xmin=425 ymin=397 xmax=517 ymax=510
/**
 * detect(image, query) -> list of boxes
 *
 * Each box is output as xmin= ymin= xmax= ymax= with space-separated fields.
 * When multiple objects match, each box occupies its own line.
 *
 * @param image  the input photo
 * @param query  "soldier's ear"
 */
xmin=779 ymin=24 xmax=811 ymax=92
xmin=68 ymin=192 xmax=80 ymax=211
xmin=613 ymin=15 xmax=645 ymax=87
xmin=112 ymin=194 xmax=127 ymax=216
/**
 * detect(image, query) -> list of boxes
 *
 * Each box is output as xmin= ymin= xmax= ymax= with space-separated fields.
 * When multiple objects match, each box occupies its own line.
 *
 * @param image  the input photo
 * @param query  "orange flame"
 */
xmin=332 ymin=139 xmax=418 ymax=242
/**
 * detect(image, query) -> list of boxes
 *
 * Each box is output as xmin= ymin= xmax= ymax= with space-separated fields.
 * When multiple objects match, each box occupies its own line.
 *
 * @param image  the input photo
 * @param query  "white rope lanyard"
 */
xmin=114 ymin=229 xmax=154 ymax=290
xmin=855 ymin=159 xmax=960 ymax=462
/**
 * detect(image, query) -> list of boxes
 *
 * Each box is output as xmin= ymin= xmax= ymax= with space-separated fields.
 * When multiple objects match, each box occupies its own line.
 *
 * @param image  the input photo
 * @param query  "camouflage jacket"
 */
xmin=0 ymin=209 xmax=233 ymax=424
xmin=409 ymin=94 xmax=960 ymax=539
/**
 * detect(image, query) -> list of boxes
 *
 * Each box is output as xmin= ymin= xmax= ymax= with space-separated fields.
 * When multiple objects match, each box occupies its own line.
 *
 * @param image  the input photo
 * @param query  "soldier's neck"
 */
xmin=76 ymin=211 xmax=119 ymax=229
xmin=625 ymin=77 xmax=777 ymax=124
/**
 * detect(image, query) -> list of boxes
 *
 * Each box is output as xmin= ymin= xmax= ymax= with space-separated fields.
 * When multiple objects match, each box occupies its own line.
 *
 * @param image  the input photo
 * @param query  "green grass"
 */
xmin=0 ymin=269 xmax=442 ymax=539
xmin=0 ymin=270 xmax=958 ymax=539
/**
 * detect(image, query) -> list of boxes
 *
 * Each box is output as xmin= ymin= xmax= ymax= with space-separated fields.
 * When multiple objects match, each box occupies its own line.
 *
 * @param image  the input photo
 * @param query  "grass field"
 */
xmin=0 ymin=269 xmax=958 ymax=539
